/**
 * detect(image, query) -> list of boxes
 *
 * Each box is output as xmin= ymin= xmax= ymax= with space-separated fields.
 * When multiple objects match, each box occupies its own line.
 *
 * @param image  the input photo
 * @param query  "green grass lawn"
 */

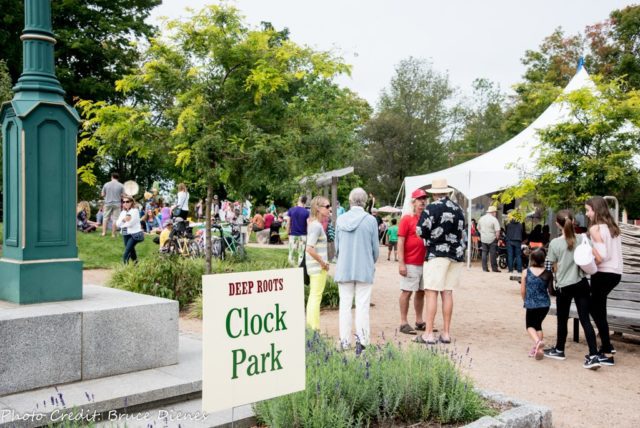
xmin=77 ymin=232 xmax=160 ymax=269
xmin=0 ymin=225 xmax=288 ymax=269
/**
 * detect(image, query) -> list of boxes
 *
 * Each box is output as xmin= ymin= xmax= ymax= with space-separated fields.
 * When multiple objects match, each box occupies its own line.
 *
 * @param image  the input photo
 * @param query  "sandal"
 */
xmin=534 ymin=340 xmax=544 ymax=360
xmin=415 ymin=322 xmax=426 ymax=331
xmin=412 ymin=335 xmax=437 ymax=345
xmin=399 ymin=324 xmax=417 ymax=335
xmin=438 ymin=335 xmax=452 ymax=344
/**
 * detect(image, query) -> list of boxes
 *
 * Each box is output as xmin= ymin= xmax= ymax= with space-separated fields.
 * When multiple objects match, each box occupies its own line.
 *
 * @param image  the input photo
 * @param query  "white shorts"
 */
xmin=423 ymin=258 xmax=463 ymax=291
xmin=400 ymin=264 xmax=424 ymax=292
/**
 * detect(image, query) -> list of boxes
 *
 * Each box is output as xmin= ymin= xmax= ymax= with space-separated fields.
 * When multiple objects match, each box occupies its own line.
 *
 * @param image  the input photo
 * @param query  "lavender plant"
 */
xmin=254 ymin=331 xmax=493 ymax=427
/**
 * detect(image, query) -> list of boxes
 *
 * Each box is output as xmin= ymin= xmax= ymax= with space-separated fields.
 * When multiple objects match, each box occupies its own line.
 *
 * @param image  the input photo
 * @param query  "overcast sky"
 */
xmin=149 ymin=0 xmax=637 ymax=106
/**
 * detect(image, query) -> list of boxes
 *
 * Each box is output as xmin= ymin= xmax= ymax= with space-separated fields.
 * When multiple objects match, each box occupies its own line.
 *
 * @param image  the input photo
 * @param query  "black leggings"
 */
xmin=590 ymin=272 xmax=621 ymax=352
xmin=555 ymin=278 xmax=598 ymax=355
xmin=526 ymin=307 xmax=549 ymax=330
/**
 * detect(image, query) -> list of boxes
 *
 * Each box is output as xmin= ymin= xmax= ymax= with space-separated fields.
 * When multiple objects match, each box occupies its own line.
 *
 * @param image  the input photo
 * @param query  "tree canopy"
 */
xmin=498 ymin=77 xmax=640 ymax=217
xmin=504 ymin=5 xmax=640 ymax=138
xmin=358 ymin=57 xmax=453 ymax=203
xmin=0 ymin=0 xmax=161 ymax=104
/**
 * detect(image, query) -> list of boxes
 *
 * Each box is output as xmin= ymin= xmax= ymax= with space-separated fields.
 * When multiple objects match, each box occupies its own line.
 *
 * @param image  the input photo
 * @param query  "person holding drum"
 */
xmin=101 ymin=172 xmax=125 ymax=237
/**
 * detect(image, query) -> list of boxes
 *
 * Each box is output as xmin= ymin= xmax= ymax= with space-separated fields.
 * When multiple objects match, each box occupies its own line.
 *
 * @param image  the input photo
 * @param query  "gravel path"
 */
xmin=84 ymin=252 xmax=640 ymax=428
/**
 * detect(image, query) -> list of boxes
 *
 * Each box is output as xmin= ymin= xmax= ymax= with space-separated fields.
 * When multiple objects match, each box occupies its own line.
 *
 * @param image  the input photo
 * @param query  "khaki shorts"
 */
xmin=103 ymin=204 xmax=121 ymax=223
xmin=423 ymin=257 xmax=463 ymax=291
xmin=400 ymin=264 xmax=424 ymax=292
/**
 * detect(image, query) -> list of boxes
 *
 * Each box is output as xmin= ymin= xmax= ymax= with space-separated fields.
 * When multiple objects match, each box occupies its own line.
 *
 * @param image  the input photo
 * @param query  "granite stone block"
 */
xmin=497 ymin=405 xmax=545 ymax=428
xmin=464 ymin=416 xmax=506 ymax=428
xmin=81 ymin=298 xmax=179 ymax=379
xmin=1 ymin=286 xmax=179 ymax=397
xmin=0 ymin=313 xmax=81 ymax=396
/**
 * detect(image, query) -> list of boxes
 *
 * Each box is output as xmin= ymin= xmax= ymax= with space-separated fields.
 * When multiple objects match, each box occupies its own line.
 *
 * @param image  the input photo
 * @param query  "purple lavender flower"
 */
xmin=58 ymin=392 xmax=65 ymax=407
xmin=85 ymin=392 xmax=91 ymax=402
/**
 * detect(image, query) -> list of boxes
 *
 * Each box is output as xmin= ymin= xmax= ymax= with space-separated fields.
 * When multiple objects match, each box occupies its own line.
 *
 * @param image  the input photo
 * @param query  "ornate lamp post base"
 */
xmin=0 ymin=0 xmax=82 ymax=303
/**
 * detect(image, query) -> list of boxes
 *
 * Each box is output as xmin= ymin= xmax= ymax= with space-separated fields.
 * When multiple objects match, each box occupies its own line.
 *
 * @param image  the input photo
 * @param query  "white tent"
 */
xmin=401 ymin=66 xmax=595 ymax=213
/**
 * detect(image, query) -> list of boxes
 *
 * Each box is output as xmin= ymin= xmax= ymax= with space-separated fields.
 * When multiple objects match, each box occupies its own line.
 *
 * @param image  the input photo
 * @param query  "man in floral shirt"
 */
xmin=414 ymin=178 xmax=465 ymax=345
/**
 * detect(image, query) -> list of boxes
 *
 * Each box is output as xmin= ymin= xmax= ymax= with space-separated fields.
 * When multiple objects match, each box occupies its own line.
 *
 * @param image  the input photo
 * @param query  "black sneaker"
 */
xmin=583 ymin=355 xmax=602 ymax=370
xmin=596 ymin=353 xmax=615 ymax=366
xmin=543 ymin=347 xmax=566 ymax=360
xmin=599 ymin=346 xmax=616 ymax=355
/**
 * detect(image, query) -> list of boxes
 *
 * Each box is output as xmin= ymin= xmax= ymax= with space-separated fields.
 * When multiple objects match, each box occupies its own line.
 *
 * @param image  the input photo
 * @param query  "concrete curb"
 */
xmin=463 ymin=389 xmax=552 ymax=428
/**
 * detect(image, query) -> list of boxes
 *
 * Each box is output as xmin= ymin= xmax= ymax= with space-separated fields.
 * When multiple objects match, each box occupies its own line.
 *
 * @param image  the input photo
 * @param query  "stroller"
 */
xmin=209 ymin=222 xmax=245 ymax=259
xmin=269 ymin=220 xmax=283 ymax=245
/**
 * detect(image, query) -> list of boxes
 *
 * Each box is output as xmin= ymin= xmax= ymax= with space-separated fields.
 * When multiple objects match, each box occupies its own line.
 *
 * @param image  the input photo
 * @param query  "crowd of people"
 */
xmin=298 ymin=181 xmax=623 ymax=372
xmin=82 ymin=173 xmax=625 ymax=370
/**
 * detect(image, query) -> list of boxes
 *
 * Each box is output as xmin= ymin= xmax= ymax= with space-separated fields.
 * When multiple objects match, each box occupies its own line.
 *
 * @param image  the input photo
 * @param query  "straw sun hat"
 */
xmin=427 ymin=178 xmax=454 ymax=194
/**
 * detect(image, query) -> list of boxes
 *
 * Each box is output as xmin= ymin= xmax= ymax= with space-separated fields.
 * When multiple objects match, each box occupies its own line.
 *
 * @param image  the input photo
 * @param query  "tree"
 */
xmin=0 ymin=0 xmax=161 ymax=104
xmin=503 ymin=28 xmax=582 ymax=137
xmin=0 ymin=60 xmax=14 ymax=189
xmin=587 ymin=5 xmax=640 ymax=90
xmin=82 ymin=5 xmax=362 ymax=272
xmin=498 ymin=77 xmax=640 ymax=217
xmin=505 ymin=5 xmax=640 ymax=138
xmin=358 ymin=57 xmax=453 ymax=203
xmin=448 ymin=78 xmax=508 ymax=165
xmin=0 ymin=60 xmax=11 ymax=105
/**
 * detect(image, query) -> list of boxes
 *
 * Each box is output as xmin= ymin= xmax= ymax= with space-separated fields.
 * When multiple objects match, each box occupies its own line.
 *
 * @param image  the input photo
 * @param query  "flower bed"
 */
xmin=254 ymin=331 xmax=494 ymax=427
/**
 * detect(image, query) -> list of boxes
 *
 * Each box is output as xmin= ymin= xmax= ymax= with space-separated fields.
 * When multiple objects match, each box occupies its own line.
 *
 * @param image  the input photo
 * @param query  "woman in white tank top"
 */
xmin=585 ymin=196 xmax=623 ymax=364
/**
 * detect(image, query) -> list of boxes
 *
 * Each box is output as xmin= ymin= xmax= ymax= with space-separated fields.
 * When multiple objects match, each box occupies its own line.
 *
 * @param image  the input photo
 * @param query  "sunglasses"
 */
xmin=322 ymin=204 xmax=331 ymax=209
xmin=122 ymin=200 xmax=132 ymax=203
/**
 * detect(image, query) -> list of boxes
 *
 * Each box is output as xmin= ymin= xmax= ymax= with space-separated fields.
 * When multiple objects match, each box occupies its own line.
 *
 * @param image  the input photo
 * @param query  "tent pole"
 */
xmin=467 ymin=171 xmax=472 ymax=269
xmin=393 ymin=181 xmax=405 ymax=208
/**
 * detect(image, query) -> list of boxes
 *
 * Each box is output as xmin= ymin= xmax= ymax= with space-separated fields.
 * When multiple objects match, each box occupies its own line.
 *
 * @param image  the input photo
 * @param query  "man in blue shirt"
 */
xmin=286 ymin=195 xmax=310 ymax=265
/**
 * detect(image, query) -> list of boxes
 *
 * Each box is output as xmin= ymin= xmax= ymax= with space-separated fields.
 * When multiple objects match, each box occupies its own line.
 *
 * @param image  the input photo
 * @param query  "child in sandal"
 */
xmin=520 ymin=248 xmax=552 ymax=360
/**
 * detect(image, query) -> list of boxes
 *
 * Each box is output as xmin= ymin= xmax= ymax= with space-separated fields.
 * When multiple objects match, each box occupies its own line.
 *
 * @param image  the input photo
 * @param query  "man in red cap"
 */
xmin=396 ymin=188 xmax=428 ymax=334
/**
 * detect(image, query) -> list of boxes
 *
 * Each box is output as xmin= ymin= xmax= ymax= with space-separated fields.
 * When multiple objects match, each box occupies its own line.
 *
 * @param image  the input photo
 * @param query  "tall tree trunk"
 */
xmin=205 ymin=184 xmax=213 ymax=274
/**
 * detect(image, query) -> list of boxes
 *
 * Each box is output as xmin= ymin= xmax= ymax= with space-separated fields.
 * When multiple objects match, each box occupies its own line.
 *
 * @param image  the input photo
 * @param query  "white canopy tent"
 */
xmin=402 ymin=66 xmax=595 ymax=212
xmin=400 ymin=66 xmax=596 ymax=266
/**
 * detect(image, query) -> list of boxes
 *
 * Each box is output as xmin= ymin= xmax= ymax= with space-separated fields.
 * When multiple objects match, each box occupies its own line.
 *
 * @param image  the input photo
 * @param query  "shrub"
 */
xmin=303 ymin=275 xmax=340 ymax=309
xmin=111 ymin=248 xmax=291 ymax=310
xmin=109 ymin=254 xmax=204 ymax=308
xmin=254 ymin=331 xmax=494 ymax=427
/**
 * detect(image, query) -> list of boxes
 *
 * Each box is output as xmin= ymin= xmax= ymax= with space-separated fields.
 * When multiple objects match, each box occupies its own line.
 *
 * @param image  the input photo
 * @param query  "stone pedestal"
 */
xmin=0 ymin=285 xmax=179 ymax=396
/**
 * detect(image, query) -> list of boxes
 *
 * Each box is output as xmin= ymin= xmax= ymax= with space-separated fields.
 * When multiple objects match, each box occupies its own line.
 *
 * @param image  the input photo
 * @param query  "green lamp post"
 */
xmin=0 ymin=0 xmax=82 ymax=303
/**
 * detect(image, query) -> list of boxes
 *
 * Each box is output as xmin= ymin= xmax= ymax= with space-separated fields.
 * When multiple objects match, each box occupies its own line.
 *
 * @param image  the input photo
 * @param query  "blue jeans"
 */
xmin=123 ymin=234 xmax=140 ymax=264
xmin=506 ymin=241 xmax=522 ymax=273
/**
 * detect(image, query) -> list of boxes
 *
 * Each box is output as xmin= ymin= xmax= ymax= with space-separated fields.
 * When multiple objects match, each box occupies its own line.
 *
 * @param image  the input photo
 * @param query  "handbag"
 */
xmin=172 ymin=206 xmax=182 ymax=217
xmin=327 ymin=222 xmax=335 ymax=243
xmin=131 ymin=231 xmax=145 ymax=242
xmin=299 ymin=250 xmax=310 ymax=286
xmin=573 ymin=234 xmax=597 ymax=275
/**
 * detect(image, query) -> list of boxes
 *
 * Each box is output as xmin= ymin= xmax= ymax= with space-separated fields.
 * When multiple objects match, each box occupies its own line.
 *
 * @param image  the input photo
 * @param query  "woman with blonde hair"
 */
xmin=305 ymin=196 xmax=331 ymax=330
xmin=77 ymin=201 xmax=98 ymax=233
xmin=585 ymin=196 xmax=623 ymax=364
xmin=173 ymin=183 xmax=190 ymax=221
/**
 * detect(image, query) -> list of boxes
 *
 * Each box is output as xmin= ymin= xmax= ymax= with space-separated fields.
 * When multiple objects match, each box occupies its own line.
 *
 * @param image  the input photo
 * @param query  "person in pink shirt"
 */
xmin=264 ymin=211 xmax=275 ymax=229
xmin=585 ymin=196 xmax=623 ymax=365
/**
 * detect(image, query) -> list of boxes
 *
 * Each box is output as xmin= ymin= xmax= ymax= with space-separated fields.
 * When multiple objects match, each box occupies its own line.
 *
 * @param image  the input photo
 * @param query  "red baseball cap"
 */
xmin=411 ymin=188 xmax=428 ymax=199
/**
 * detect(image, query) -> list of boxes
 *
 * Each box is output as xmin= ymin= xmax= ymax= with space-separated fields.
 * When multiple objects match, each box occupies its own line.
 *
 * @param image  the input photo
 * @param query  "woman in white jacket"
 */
xmin=116 ymin=195 xmax=143 ymax=263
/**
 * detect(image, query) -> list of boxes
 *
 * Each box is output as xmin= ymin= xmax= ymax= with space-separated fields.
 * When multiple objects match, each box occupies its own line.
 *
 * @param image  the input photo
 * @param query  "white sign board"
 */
xmin=202 ymin=268 xmax=305 ymax=413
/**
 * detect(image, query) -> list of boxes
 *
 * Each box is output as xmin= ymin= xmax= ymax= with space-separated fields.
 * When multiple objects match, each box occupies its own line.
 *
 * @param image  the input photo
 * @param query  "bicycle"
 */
xmin=197 ymin=222 xmax=246 ymax=260
xmin=165 ymin=218 xmax=201 ymax=258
